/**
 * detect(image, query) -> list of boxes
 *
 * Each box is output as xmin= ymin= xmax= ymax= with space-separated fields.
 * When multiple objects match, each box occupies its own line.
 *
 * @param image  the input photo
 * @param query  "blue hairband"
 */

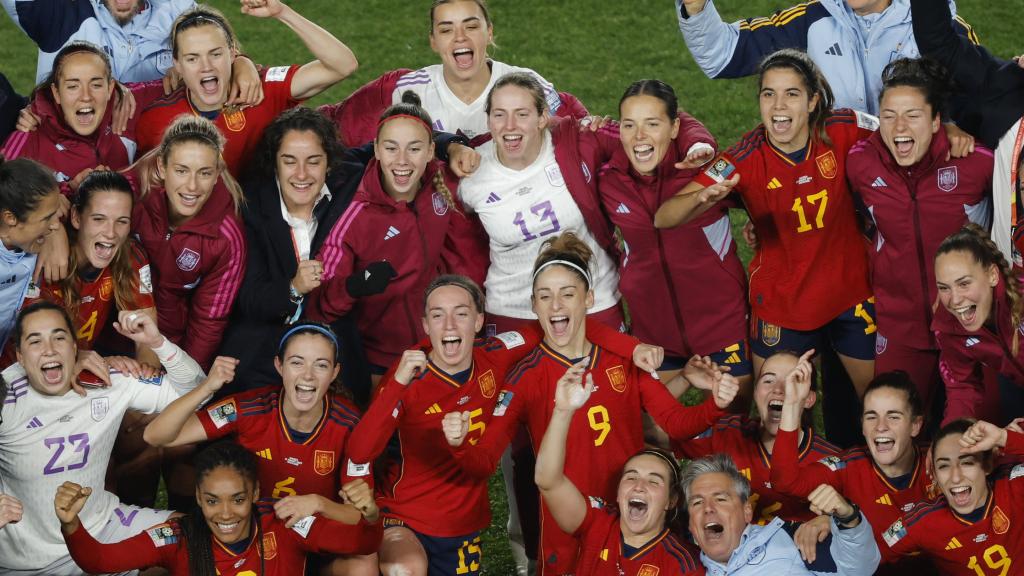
xmin=278 ymin=324 xmax=340 ymax=357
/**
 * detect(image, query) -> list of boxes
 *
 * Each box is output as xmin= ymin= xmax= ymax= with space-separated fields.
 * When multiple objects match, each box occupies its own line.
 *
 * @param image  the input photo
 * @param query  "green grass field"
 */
xmin=1 ymin=0 xmax=1017 ymax=572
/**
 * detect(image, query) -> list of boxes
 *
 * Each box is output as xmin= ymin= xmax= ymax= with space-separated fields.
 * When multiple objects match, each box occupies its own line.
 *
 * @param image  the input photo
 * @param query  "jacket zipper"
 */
xmin=899 ymin=171 xmax=934 ymax=334
xmin=650 ymin=174 xmax=691 ymax=355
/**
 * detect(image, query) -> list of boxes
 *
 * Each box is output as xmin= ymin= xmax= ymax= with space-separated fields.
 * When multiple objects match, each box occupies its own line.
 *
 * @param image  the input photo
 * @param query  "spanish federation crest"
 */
xmin=875 ymin=333 xmax=888 ymax=355
xmin=606 ymin=365 xmax=627 ymax=393
xmin=223 ymin=107 xmax=246 ymax=133
xmin=992 ymin=505 xmax=1010 ymax=534
xmin=175 ymin=248 xmax=200 ymax=272
xmin=478 ymin=369 xmax=496 ymax=398
xmin=262 ymin=531 xmax=278 ymax=559
xmin=937 ymin=166 xmax=959 ymax=192
xmin=761 ymin=322 xmax=781 ymax=347
xmin=637 ymin=565 xmax=660 ymax=576
xmin=314 ymin=450 xmax=335 ymax=476
xmin=91 ymin=397 xmax=109 ymax=422
xmin=432 ymin=192 xmax=449 ymax=216
xmin=815 ymin=150 xmax=838 ymax=179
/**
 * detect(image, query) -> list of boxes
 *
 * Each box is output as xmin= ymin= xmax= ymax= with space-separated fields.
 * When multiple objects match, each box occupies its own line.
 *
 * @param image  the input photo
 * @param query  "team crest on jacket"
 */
xmin=314 ymin=450 xmax=335 ymax=476
xmin=815 ymin=150 xmax=837 ymax=179
xmin=875 ymin=334 xmax=888 ymax=355
xmin=91 ymin=397 xmax=109 ymax=422
xmin=478 ymin=369 xmax=496 ymax=398
xmin=760 ymin=322 xmax=781 ymax=347
xmin=175 ymin=248 xmax=201 ymax=271
xmin=262 ymin=531 xmax=278 ymax=559
xmin=99 ymin=276 xmax=113 ymax=301
xmin=992 ymin=505 xmax=1010 ymax=534
xmin=432 ymin=192 xmax=449 ymax=216
xmin=224 ymin=108 xmax=246 ymax=132
xmin=606 ymin=365 xmax=627 ymax=393
xmin=637 ymin=565 xmax=660 ymax=576
xmin=937 ymin=166 xmax=959 ymax=192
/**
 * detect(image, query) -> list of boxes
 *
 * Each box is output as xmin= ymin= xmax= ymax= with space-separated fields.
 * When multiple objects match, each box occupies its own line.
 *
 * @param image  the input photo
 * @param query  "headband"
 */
xmin=636 ymin=449 xmax=682 ymax=487
xmin=278 ymin=324 xmax=340 ymax=358
xmin=378 ymin=114 xmax=433 ymax=136
xmin=532 ymin=259 xmax=592 ymax=287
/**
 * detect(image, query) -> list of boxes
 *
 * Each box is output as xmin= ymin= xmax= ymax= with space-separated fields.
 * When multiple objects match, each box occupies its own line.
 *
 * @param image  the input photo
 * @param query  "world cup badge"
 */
xmin=606 ymin=365 xmax=627 ymax=393
xmin=815 ymin=150 xmax=837 ymax=179
xmin=478 ymin=369 xmax=496 ymax=398
xmin=314 ymin=450 xmax=335 ymax=476
xmin=91 ymin=397 xmax=109 ymax=422
xmin=937 ymin=166 xmax=958 ymax=192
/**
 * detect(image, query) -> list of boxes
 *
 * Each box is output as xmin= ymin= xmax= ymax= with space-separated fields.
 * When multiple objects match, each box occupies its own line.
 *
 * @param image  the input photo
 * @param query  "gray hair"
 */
xmin=681 ymin=453 xmax=752 ymax=504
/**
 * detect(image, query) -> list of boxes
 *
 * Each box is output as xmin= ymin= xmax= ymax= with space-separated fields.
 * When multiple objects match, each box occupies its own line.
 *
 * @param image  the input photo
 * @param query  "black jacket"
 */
xmin=911 ymin=0 xmax=1024 ymax=149
xmin=0 ymin=73 xmax=28 ymax=147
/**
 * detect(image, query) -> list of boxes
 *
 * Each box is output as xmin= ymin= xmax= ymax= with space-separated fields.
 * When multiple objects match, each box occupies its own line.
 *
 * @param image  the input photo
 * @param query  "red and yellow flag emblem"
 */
xmin=478 ymin=369 xmax=496 ymax=398
xmin=314 ymin=450 xmax=335 ymax=476
xmin=262 ymin=531 xmax=278 ymax=559
xmin=606 ymin=365 xmax=627 ymax=393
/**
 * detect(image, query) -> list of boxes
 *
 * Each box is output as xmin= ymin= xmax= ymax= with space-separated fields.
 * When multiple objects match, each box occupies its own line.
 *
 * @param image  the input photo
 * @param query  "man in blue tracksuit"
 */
xmin=2 ymin=0 xmax=193 ymax=84
xmin=674 ymin=0 xmax=977 ymax=115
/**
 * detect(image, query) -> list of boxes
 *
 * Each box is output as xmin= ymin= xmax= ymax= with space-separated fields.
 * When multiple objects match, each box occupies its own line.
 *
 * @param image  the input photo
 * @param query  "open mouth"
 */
xmin=892 ymin=136 xmax=914 ymax=157
xmin=75 ymin=107 xmax=96 ymax=126
xmin=771 ymin=115 xmax=792 ymax=134
xmin=441 ymin=336 xmax=461 ymax=357
xmin=178 ymin=192 xmax=201 ymax=209
xmin=549 ymin=315 xmax=569 ymax=338
xmin=633 ymin=144 xmax=654 ymax=163
xmin=41 ymin=361 xmax=64 ymax=385
xmin=949 ymin=485 xmax=972 ymax=508
xmin=94 ymin=241 xmax=116 ymax=262
xmin=703 ymin=521 xmax=725 ymax=541
xmin=952 ymin=304 xmax=977 ymax=325
xmin=199 ymin=75 xmax=220 ymax=97
xmin=766 ymin=399 xmax=783 ymax=423
xmin=452 ymin=47 xmax=474 ymax=70
xmin=290 ymin=181 xmax=315 ymax=195
xmin=391 ymin=169 xmax=414 ymax=188
xmin=627 ymin=497 xmax=648 ymax=521
xmin=502 ymin=134 xmax=524 ymax=154
xmin=215 ymin=520 xmax=240 ymax=535
xmin=873 ymin=436 xmax=895 ymax=454
xmin=294 ymin=384 xmax=317 ymax=404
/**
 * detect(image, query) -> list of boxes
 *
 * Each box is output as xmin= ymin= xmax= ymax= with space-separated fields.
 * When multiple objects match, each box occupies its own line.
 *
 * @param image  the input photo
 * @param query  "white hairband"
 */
xmin=532 ymin=259 xmax=592 ymax=286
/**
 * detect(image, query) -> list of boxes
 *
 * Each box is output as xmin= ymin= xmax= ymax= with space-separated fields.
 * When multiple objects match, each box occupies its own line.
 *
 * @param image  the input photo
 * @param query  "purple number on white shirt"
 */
xmin=512 ymin=201 xmax=561 ymax=242
xmin=42 ymin=434 xmax=91 ymax=475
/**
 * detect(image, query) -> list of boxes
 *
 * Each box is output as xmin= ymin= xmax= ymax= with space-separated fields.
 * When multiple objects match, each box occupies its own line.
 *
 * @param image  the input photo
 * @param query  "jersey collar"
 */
xmin=426 ymin=360 xmax=475 ymax=389
xmin=951 ymin=484 xmax=994 ymax=526
xmin=621 ymin=527 xmax=670 ymax=560
xmin=871 ymin=445 xmax=922 ymax=492
xmin=538 ymin=341 xmax=600 ymax=370
xmin=277 ymin=396 xmax=328 ymax=445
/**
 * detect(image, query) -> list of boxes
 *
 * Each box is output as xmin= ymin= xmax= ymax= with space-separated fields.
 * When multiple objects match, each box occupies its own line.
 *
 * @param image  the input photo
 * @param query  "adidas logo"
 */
xmin=25 ymin=417 xmax=43 ymax=429
xmin=945 ymin=537 xmax=963 ymax=550
xmin=875 ymin=494 xmax=892 ymax=506
xmin=616 ymin=203 xmax=630 ymax=214
xmin=723 ymin=343 xmax=742 ymax=364
xmin=384 ymin=226 xmax=400 ymax=240
xmin=871 ymin=177 xmax=888 ymax=188
xmin=424 ymin=403 xmax=443 ymax=415
xmin=256 ymin=448 xmax=272 ymax=460
xmin=485 ymin=192 xmax=501 ymax=204
xmin=966 ymin=337 xmax=981 ymax=347
xmin=767 ymin=178 xmax=782 ymax=190
xmin=739 ymin=468 xmax=752 ymax=481
xmin=825 ymin=42 xmax=843 ymax=56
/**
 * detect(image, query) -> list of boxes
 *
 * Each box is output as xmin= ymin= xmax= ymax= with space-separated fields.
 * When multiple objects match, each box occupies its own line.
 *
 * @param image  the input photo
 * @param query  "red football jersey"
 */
xmin=673 ymin=415 xmax=840 ymax=523
xmin=64 ymin=500 xmax=382 ymax=575
xmin=883 ymin=432 xmax=1024 ymax=574
xmin=694 ymin=110 xmax=874 ymax=330
xmin=136 ymin=65 xmax=301 ymax=176
xmin=772 ymin=428 xmax=930 ymax=564
xmin=27 ymin=239 xmax=154 ymax=349
xmin=454 ymin=342 xmax=722 ymax=575
xmin=198 ymin=387 xmax=366 ymax=501
xmin=574 ymin=498 xmax=705 ymax=576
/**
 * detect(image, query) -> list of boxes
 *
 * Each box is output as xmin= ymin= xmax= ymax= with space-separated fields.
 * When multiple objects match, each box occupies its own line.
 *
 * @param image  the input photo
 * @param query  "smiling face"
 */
xmin=430 ymin=0 xmax=493 ymax=85
xmin=619 ymin=95 xmax=680 ymax=176
xmin=759 ymin=67 xmax=819 ymax=154
xmin=686 ymin=472 xmax=752 ymax=564
xmin=935 ymin=250 xmax=999 ymax=332
xmin=71 ymin=189 xmax=132 ymax=270
xmin=423 ymin=284 xmax=484 ymax=375
xmin=276 ymin=129 xmax=328 ymax=216
xmin=375 ymin=117 xmax=434 ymax=202
xmin=2 ymin=190 xmax=62 ymax=253
xmin=753 ymin=353 xmax=814 ymax=438
xmin=157 ymin=141 xmax=219 ymax=227
xmin=933 ymin=432 xmax=991 ymax=515
xmin=16 ymin=308 xmax=78 ymax=396
xmin=174 ymin=24 xmax=233 ymax=112
xmin=617 ymin=454 xmax=676 ymax=540
xmin=274 ymin=333 xmax=340 ymax=414
xmin=862 ymin=386 xmax=923 ymax=473
xmin=879 ymin=85 xmax=940 ymax=167
xmin=532 ymin=265 xmax=593 ymax=355
xmin=104 ymin=0 xmax=142 ymax=25
xmin=488 ymin=84 xmax=549 ymax=170
xmin=197 ymin=465 xmax=257 ymax=545
xmin=51 ymin=52 xmax=114 ymax=138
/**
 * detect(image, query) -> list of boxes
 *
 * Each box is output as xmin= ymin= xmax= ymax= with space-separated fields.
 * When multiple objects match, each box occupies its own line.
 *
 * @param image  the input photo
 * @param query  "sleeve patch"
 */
xmin=855 ymin=110 xmax=879 ymax=132
xmin=146 ymin=524 xmax=178 ymax=547
xmin=265 ymin=66 xmax=289 ymax=83
xmin=493 ymin=390 xmax=514 ymax=416
xmin=138 ymin=264 xmax=152 ymax=294
xmin=290 ymin=515 xmax=315 ymax=538
xmin=587 ymin=496 xmax=606 ymax=510
xmin=703 ymin=157 xmax=736 ymax=184
xmin=882 ymin=519 xmax=906 ymax=547
xmin=494 ymin=331 xmax=526 ymax=350
xmin=1011 ymin=464 xmax=1024 ymax=481
xmin=818 ymin=455 xmax=846 ymax=471
xmin=206 ymin=398 xmax=238 ymax=429
xmin=347 ymin=459 xmax=370 ymax=477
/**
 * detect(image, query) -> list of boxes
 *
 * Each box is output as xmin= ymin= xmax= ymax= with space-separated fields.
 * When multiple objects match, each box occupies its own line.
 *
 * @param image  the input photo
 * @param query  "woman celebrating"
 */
xmin=144 ymin=322 xmax=375 ymax=575
xmin=346 ymin=274 xmax=645 ymax=576
xmin=137 ymin=1 xmax=358 ymax=177
xmin=882 ymin=419 xmax=1024 ymax=572
xmin=933 ymin=225 xmax=1024 ymax=422
xmin=534 ymin=369 xmax=703 ymax=575
xmin=655 ymin=48 xmax=877 ymax=438
xmin=447 ymin=232 xmax=737 ymax=575
xmin=321 ymin=0 xmax=585 ymax=147
xmin=600 ymin=78 xmax=750 ymax=389
xmin=58 ymin=441 xmax=382 ymax=575
xmin=847 ymin=57 xmax=992 ymax=413
xmin=128 ymin=114 xmax=245 ymax=371
xmin=0 ymin=157 xmax=62 ymax=350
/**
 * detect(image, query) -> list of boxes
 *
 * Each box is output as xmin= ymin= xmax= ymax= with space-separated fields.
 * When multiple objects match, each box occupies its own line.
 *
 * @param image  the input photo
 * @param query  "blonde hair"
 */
xmin=127 ymin=115 xmax=244 ymax=214
xmin=532 ymin=232 xmax=594 ymax=290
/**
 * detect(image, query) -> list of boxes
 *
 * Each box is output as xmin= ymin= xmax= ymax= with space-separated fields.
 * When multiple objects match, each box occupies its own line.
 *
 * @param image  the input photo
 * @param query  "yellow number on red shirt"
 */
xmin=791 ymin=189 xmax=829 ymax=233
xmin=272 ymin=476 xmax=296 ymax=499
xmin=967 ymin=544 xmax=1012 ymax=576
xmin=77 ymin=310 xmax=98 ymax=343
xmin=587 ymin=405 xmax=611 ymax=447
xmin=467 ymin=408 xmax=486 ymax=446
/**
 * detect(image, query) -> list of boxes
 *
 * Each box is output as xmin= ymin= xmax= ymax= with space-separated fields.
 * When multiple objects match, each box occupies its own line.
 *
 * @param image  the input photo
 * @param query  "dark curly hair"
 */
xmin=257 ymin=106 xmax=347 ymax=182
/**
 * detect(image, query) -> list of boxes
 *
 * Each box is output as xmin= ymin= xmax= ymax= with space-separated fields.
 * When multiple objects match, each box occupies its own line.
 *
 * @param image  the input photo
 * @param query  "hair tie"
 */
xmin=378 ymin=113 xmax=433 ymax=136
xmin=278 ymin=324 xmax=340 ymax=357
xmin=532 ymin=259 xmax=592 ymax=287
xmin=638 ymin=449 xmax=682 ymax=487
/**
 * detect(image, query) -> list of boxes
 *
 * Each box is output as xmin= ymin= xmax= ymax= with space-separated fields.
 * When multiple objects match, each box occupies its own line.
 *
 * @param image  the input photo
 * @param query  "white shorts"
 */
xmin=0 ymin=504 xmax=172 ymax=576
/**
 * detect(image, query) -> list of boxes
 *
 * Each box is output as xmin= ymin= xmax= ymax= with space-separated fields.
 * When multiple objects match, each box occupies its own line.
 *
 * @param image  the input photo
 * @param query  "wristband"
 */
xmin=834 ymin=502 xmax=860 ymax=527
